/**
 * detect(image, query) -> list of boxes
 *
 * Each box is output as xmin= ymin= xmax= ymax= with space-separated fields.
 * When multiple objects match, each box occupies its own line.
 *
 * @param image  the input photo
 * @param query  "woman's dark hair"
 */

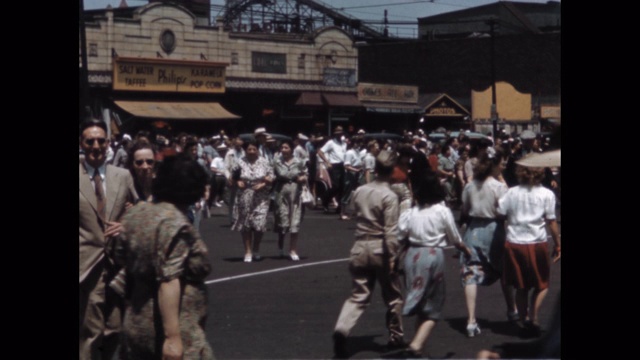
xmin=126 ymin=141 xmax=157 ymax=170
xmin=414 ymin=174 xmax=446 ymax=206
xmin=516 ymin=165 xmax=545 ymax=186
xmin=242 ymin=139 xmax=259 ymax=151
xmin=280 ymin=139 xmax=294 ymax=151
xmin=152 ymin=154 xmax=207 ymax=206
xmin=473 ymin=149 xmax=504 ymax=182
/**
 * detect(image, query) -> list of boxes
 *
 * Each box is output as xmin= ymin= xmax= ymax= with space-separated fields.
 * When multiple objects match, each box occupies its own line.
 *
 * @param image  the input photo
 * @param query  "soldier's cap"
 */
xmin=254 ymin=127 xmax=268 ymax=136
xmin=298 ymin=133 xmax=309 ymax=141
xmin=333 ymin=126 xmax=344 ymax=134
xmin=375 ymin=150 xmax=397 ymax=168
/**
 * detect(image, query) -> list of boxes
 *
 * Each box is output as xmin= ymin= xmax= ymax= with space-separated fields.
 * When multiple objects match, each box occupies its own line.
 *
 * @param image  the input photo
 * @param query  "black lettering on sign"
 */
xmin=124 ymin=78 xmax=146 ymax=87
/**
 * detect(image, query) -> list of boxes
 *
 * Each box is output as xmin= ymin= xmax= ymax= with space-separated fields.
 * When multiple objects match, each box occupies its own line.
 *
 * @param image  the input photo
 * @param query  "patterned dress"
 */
xmin=231 ymin=156 xmax=274 ymax=232
xmin=116 ymin=201 xmax=214 ymax=360
xmin=273 ymin=156 xmax=308 ymax=234
xmin=398 ymin=204 xmax=464 ymax=320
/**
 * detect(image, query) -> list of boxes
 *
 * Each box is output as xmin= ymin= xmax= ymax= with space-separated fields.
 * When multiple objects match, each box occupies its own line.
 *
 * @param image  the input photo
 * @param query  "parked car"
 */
xmin=428 ymin=131 xmax=491 ymax=144
xmin=238 ymin=133 xmax=292 ymax=142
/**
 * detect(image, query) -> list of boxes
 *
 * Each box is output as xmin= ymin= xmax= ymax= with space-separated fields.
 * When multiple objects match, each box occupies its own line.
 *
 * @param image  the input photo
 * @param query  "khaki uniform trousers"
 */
xmin=79 ymin=260 xmax=123 ymax=360
xmin=334 ymin=238 xmax=404 ymax=343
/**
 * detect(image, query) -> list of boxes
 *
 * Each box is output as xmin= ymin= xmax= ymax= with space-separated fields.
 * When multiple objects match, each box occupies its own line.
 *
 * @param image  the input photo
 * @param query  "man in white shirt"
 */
xmin=318 ymin=126 xmax=347 ymax=213
xmin=293 ymin=133 xmax=310 ymax=165
xmin=254 ymin=127 xmax=273 ymax=162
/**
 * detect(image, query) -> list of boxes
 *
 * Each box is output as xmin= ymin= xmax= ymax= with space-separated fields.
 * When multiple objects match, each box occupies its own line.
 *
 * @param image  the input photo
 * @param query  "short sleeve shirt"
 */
xmin=497 ymin=185 xmax=556 ymax=244
xmin=363 ymin=153 xmax=376 ymax=171
xmin=398 ymin=203 xmax=463 ymax=248
xmin=344 ymin=149 xmax=363 ymax=168
xmin=320 ymin=139 xmax=347 ymax=164
xmin=461 ymin=177 xmax=508 ymax=218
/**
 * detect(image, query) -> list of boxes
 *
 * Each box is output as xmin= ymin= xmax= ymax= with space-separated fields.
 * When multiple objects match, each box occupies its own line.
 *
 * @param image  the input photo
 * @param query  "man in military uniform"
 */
xmin=332 ymin=150 xmax=405 ymax=358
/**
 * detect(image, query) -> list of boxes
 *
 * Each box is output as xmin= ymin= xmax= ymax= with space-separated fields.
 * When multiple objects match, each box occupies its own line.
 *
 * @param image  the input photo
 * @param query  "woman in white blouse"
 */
xmin=497 ymin=165 xmax=561 ymax=338
xmin=460 ymin=150 xmax=517 ymax=338
xmin=397 ymin=174 xmax=471 ymax=357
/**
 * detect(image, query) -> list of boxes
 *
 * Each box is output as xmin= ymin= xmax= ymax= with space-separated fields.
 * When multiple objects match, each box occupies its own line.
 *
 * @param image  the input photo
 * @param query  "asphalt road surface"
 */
xmin=200 ymin=204 xmax=561 ymax=359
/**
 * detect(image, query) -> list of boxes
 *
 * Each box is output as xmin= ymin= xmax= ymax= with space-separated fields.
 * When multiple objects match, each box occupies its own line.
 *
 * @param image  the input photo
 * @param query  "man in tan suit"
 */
xmin=332 ymin=150 xmax=405 ymax=358
xmin=79 ymin=119 xmax=137 ymax=360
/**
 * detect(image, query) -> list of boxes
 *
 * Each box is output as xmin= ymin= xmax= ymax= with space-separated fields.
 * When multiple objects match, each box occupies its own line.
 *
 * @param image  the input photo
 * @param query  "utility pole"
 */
xmin=79 ymin=0 xmax=90 ymax=121
xmin=487 ymin=18 xmax=498 ymax=142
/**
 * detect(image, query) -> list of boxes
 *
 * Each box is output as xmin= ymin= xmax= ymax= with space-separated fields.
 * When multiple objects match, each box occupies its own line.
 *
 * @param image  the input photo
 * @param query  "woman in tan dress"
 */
xmin=115 ymin=154 xmax=214 ymax=360
xmin=273 ymin=139 xmax=308 ymax=261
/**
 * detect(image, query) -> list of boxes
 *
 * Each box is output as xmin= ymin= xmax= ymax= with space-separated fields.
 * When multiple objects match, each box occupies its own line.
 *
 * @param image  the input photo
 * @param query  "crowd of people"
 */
xmin=79 ymin=118 xmax=560 ymax=359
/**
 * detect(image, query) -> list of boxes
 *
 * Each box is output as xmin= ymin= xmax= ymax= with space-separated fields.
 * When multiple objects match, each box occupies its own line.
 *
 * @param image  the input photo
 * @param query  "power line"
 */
xmin=341 ymin=1 xmax=436 ymax=10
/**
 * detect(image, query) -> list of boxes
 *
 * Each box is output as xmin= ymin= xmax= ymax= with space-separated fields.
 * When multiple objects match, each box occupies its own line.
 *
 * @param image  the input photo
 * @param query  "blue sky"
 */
xmin=83 ymin=0 xmax=560 ymax=38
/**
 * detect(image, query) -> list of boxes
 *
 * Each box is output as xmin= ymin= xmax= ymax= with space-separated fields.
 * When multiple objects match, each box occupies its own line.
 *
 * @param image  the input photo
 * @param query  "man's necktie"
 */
xmin=93 ymin=170 xmax=106 ymax=220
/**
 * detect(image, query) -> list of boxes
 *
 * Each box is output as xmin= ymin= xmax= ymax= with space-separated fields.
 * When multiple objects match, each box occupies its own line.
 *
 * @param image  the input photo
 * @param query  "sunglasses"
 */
xmin=135 ymin=159 xmax=155 ymax=166
xmin=84 ymin=138 xmax=107 ymax=146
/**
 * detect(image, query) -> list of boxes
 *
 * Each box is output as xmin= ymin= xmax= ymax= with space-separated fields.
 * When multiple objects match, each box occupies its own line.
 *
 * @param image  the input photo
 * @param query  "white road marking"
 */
xmin=205 ymin=258 xmax=350 ymax=285
xmin=207 ymin=234 xmax=562 ymax=285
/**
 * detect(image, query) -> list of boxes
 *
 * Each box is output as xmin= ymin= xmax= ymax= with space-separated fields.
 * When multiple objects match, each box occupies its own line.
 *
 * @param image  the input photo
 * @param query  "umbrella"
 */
xmin=516 ymin=149 xmax=561 ymax=168
xmin=363 ymin=133 xmax=403 ymax=140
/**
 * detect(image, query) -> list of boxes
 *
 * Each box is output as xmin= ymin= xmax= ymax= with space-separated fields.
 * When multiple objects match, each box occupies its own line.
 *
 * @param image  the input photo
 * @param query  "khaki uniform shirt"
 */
xmin=351 ymin=180 xmax=401 ymax=263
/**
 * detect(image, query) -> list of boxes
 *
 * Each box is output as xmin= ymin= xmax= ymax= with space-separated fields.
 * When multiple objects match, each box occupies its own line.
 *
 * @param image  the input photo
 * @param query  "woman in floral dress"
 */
xmin=230 ymin=140 xmax=274 ymax=262
xmin=115 ymin=154 xmax=214 ymax=360
xmin=273 ymin=139 xmax=308 ymax=261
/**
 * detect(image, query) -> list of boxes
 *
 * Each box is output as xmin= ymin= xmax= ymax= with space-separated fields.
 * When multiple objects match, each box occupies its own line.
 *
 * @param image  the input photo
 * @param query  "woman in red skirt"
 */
xmin=497 ymin=166 xmax=561 ymax=337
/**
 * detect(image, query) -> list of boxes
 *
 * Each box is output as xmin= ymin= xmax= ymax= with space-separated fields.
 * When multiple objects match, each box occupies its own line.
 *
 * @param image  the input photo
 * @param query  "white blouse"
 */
xmin=461 ymin=177 xmax=508 ymax=219
xmin=497 ymin=185 xmax=557 ymax=244
xmin=398 ymin=203 xmax=463 ymax=248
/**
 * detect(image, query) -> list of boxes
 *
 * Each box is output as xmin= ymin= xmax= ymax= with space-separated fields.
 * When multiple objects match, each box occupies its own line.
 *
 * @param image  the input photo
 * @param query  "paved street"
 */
xmin=200 ymin=204 xmax=561 ymax=359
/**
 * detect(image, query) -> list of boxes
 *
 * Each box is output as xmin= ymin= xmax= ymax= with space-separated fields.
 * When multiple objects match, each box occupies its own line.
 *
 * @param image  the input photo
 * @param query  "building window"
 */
xmin=159 ymin=30 xmax=176 ymax=54
xmin=89 ymin=43 xmax=98 ymax=57
xmin=298 ymin=54 xmax=305 ymax=70
xmin=231 ymin=52 xmax=239 ymax=65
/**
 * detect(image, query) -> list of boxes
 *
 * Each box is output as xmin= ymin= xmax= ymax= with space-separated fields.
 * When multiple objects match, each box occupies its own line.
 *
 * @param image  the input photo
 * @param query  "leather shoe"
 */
xmin=519 ymin=321 xmax=542 ymax=338
xmin=332 ymin=332 xmax=348 ymax=359
xmin=387 ymin=338 xmax=408 ymax=350
xmin=387 ymin=347 xmax=422 ymax=359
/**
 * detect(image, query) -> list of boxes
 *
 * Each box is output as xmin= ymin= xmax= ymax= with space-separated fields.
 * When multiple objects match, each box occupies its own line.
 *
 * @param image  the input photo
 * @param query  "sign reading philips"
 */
xmin=113 ymin=58 xmax=227 ymax=93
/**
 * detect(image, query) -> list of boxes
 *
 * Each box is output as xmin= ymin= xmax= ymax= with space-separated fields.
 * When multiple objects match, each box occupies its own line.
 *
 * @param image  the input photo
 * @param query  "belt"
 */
xmin=355 ymin=234 xmax=384 ymax=241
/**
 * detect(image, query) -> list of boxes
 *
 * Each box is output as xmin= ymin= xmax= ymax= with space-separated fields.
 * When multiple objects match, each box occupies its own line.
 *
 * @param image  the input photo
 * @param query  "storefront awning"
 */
xmin=361 ymin=101 xmax=422 ymax=114
xmin=295 ymin=92 xmax=362 ymax=108
xmin=295 ymin=92 xmax=324 ymax=106
xmin=322 ymin=93 xmax=362 ymax=107
xmin=114 ymin=101 xmax=240 ymax=120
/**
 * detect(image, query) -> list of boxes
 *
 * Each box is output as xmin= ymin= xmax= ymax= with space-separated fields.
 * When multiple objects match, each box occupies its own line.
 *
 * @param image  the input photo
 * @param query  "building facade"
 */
xmin=81 ymin=1 xmax=360 ymax=137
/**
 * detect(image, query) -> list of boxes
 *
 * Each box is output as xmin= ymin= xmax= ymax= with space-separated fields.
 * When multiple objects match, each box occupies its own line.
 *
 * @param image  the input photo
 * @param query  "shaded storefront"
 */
xmin=419 ymin=93 xmax=471 ymax=132
xmin=108 ymin=57 xmax=239 ymax=136
xmin=354 ymin=83 xmax=421 ymax=133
